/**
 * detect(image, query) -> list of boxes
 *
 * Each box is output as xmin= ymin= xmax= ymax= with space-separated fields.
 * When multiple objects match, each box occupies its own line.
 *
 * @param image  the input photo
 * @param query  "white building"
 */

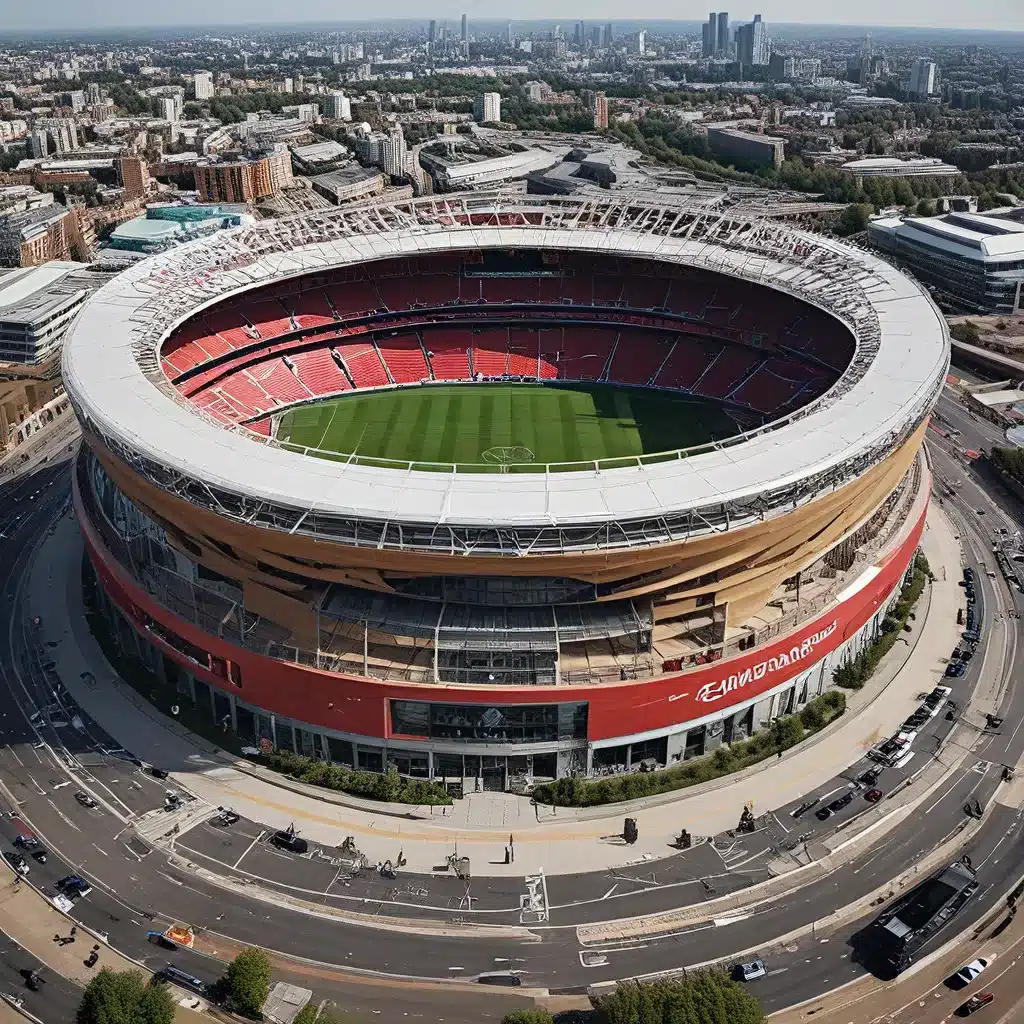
xmin=381 ymin=125 xmax=408 ymax=179
xmin=841 ymin=156 xmax=959 ymax=179
xmin=325 ymin=91 xmax=352 ymax=121
xmin=157 ymin=97 xmax=177 ymax=123
xmin=908 ymin=58 xmax=936 ymax=99
xmin=473 ymin=92 xmax=501 ymax=124
xmin=193 ymin=72 xmax=215 ymax=101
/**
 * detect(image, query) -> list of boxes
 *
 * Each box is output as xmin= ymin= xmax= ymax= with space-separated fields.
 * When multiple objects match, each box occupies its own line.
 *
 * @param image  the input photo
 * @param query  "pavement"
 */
xmin=30 ymin=489 xmax=965 ymax=880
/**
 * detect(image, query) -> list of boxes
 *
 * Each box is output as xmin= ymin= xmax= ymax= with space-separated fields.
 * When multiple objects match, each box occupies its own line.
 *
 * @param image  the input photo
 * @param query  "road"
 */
xmin=1 ymin=390 xmax=1024 ymax=1020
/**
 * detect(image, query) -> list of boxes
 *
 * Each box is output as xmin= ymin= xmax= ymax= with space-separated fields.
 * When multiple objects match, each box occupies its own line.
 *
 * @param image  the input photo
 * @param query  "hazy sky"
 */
xmin=2 ymin=0 xmax=1022 ymax=33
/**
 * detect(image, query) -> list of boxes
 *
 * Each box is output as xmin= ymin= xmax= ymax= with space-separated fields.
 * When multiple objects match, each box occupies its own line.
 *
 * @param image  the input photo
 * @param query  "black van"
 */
xmin=270 ymin=831 xmax=308 ymax=853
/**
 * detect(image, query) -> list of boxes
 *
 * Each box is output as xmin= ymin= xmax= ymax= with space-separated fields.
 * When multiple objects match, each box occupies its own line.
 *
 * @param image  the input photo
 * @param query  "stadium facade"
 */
xmin=63 ymin=194 xmax=948 ymax=788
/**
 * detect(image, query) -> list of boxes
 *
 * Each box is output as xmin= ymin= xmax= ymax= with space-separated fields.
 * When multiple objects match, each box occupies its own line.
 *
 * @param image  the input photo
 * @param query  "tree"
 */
xmin=501 ymin=1012 xmax=554 ymax=1024
xmin=834 ymin=203 xmax=874 ymax=237
xmin=77 ymin=968 xmax=175 ymax=1024
xmin=225 ymin=947 xmax=272 ymax=1017
xmin=596 ymin=973 xmax=764 ymax=1024
xmin=916 ymin=198 xmax=935 ymax=216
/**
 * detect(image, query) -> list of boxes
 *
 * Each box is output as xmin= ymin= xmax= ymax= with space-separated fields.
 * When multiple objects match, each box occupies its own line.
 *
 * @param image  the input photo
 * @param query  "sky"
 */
xmin=1 ymin=1 xmax=1022 ymax=33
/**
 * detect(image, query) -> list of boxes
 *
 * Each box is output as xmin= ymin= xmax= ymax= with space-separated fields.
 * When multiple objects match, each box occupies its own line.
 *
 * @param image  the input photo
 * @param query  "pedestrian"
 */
xmin=509 ymin=833 xmax=514 ymax=862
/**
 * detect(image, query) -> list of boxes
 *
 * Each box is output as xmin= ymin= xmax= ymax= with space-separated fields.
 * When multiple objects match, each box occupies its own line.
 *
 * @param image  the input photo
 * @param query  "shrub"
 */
xmin=502 ymin=1011 xmax=554 ymax=1024
xmin=77 ymin=969 xmax=175 ymax=1024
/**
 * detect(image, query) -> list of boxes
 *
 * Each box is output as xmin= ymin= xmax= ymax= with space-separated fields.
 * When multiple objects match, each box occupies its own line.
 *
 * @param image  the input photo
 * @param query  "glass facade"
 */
xmin=390 ymin=700 xmax=588 ymax=744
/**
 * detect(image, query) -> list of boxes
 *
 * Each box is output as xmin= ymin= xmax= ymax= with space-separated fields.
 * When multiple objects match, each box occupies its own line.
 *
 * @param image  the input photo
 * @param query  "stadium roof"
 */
xmin=62 ymin=193 xmax=948 ymax=543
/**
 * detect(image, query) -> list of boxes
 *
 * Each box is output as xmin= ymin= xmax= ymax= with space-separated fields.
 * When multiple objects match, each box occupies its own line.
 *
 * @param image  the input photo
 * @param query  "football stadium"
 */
xmin=64 ymin=193 xmax=949 ymax=788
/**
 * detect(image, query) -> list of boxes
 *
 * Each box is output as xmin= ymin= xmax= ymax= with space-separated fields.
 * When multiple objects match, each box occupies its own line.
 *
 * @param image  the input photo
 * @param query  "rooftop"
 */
xmin=0 ymin=262 xmax=90 ymax=322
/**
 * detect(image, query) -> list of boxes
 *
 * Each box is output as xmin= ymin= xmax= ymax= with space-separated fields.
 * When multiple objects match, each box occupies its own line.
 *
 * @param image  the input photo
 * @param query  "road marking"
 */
xmin=25 ymin=775 xmax=45 ymax=795
xmin=46 ymin=798 xmax=79 ymax=831
xmin=92 ymin=844 xmax=108 ymax=857
xmin=601 ymin=884 xmax=618 ymax=900
xmin=232 ymin=829 xmax=265 ymax=869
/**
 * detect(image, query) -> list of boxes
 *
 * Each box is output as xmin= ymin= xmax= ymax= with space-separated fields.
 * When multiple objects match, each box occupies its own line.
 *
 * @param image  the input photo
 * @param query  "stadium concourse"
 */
xmin=62 ymin=192 xmax=948 ymax=798
xmin=32 ymin=496 xmax=961 ymax=878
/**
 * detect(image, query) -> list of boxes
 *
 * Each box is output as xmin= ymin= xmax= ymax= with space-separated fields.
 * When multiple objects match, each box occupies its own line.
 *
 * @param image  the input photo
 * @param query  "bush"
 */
xmin=225 ymin=947 xmax=272 ymax=1018
xmin=77 ymin=969 xmax=175 ymax=1024
xmin=534 ymin=691 xmax=844 ymax=807
xmin=595 ymin=973 xmax=764 ymax=1024
xmin=502 ymin=1012 xmax=554 ymax=1024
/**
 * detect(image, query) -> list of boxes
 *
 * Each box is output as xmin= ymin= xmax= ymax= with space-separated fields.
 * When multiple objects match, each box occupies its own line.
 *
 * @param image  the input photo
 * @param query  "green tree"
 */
xmin=596 ymin=973 xmax=764 ymax=1024
xmin=501 ymin=1011 xmax=554 ymax=1024
xmin=77 ymin=969 xmax=175 ymax=1024
xmin=916 ymin=198 xmax=935 ymax=216
xmin=834 ymin=203 xmax=874 ymax=237
xmin=225 ymin=947 xmax=272 ymax=1017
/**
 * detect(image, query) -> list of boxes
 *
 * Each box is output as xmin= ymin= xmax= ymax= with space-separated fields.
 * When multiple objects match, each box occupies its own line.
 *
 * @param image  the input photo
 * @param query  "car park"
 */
xmin=74 ymin=791 xmax=97 ymax=808
xmin=735 ymin=958 xmax=766 ymax=982
xmin=957 ymin=993 xmax=994 ymax=1016
xmin=56 ymin=874 xmax=92 ymax=899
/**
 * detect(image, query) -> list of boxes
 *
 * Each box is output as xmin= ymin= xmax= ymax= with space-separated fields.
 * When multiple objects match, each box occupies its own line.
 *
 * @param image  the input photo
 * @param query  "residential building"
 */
xmin=156 ymin=96 xmax=177 ymax=123
xmin=381 ymin=126 xmax=408 ymax=179
xmin=193 ymin=146 xmax=293 ymax=203
xmin=635 ymin=30 xmax=647 ymax=56
xmin=868 ymin=209 xmax=1024 ymax=314
xmin=325 ymin=91 xmax=352 ymax=121
xmin=0 ymin=204 xmax=82 ymax=267
xmin=194 ymin=71 xmax=215 ymax=101
xmin=908 ymin=59 xmax=936 ymax=99
xmin=473 ymin=92 xmax=501 ymax=124
xmin=706 ymin=125 xmax=785 ymax=170
xmin=587 ymin=91 xmax=609 ymax=130
xmin=117 ymin=155 xmax=151 ymax=197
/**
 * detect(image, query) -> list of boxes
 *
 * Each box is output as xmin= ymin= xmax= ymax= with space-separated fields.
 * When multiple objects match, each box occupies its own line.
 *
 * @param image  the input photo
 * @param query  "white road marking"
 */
xmin=232 ymin=829 xmax=265 ymax=870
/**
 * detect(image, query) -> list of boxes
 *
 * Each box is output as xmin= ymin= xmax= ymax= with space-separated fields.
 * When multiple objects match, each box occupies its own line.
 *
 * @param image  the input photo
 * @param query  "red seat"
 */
xmin=335 ymin=342 xmax=390 ymax=388
xmin=291 ymin=348 xmax=351 ymax=394
xmin=608 ymin=330 xmax=670 ymax=386
xmin=378 ymin=335 xmax=430 ymax=383
xmin=472 ymin=332 xmax=510 ymax=376
xmin=426 ymin=331 xmax=473 ymax=379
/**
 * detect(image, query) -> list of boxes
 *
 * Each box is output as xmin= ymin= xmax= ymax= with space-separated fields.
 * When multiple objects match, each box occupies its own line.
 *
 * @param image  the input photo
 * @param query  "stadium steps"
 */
xmin=650 ymin=340 xmax=678 ymax=385
xmin=600 ymin=334 xmax=619 ymax=382
xmin=329 ymin=347 xmax=357 ymax=389
xmin=416 ymin=332 xmax=436 ymax=380
xmin=371 ymin=339 xmax=397 ymax=385
xmin=725 ymin=357 xmax=770 ymax=401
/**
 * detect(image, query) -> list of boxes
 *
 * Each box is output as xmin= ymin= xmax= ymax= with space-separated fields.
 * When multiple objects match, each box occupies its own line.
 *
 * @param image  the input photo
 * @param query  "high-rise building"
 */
xmin=635 ymin=30 xmax=647 ymax=56
xmin=604 ymin=22 xmax=613 ymax=47
xmin=325 ymin=91 xmax=352 ymax=121
xmin=908 ymin=58 xmax=936 ymax=99
xmin=716 ymin=12 xmax=730 ymax=56
xmin=428 ymin=20 xmax=436 ymax=45
xmin=381 ymin=125 xmax=408 ymax=179
xmin=702 ymin=15 xmax=715 ymax=57
xmin=506 ymin=21 xmax=513 ymax=44
xmin=461 ymin=13 xmax=468 ymax=41
xmin=117 ymin=155 xmax=151 ymax=197
xmin=736 ymin=15 xmax=769 ymax=66
xmin=28 ymin=130 xmax=47 ymax=158
xmin=473 ymin=92 xmax=501 ymax=124
xmin=587 ymin=91 xmax=609 ymax=129
xmin=193 ymin=71 xmax=215 ymax=100
xmin=156 ymin=96 xmax=177 ymax=123
xmin=194 ymin=146 xmax=293 ymax=203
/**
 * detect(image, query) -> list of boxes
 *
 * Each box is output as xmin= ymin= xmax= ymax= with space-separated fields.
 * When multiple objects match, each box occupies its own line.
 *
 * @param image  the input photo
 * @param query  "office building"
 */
xmin=0 ymin=261 xmax=90 ymax=364
xmin=117 ymin=155 xmax=151 ymax=198
xmin=635 ymin=30 xmax=647 ymax=56
xmin=908 ymin=59 xmax=936 ymax=99
xmin=841 ymin=157 xmax=960 ymax=180
xmin=703 ymin=12 xmax=730 ymax=57
xmin=324 ymin=91 xmax=352 ymax=121
xmin=194 ymin=71 xmax=215 ymax=101
xmin=706 ymin=125 xmax=785 ymax=170
xmin=716 ymin=13 xmax=730 ymax=56
xmin=428 ymin=20 xmax=436 ymax=45
xmin=381 ymin=126 xmax=408 ymax=179
xmin=461 ymin=13 xmax=468 ymax=41
xmin=868 ymin=209 xmax=1024 ymax=315
xmin=311 ymin=167 xmax=386 ymax=205
xmin=736 ymin=15 xmax=769 ymax=66
xmin=587 ymin=91 xmax=609 ymax=130
xmin=604 ymin=22 xmax=613 ymax=47
xmin=473 ymin=92 xmax=501 ymax=124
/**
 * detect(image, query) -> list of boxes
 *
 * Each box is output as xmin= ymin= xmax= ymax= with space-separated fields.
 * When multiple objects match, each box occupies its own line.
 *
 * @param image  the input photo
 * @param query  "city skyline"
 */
xmin=2 ymin=4 xmax=1022 ymax=33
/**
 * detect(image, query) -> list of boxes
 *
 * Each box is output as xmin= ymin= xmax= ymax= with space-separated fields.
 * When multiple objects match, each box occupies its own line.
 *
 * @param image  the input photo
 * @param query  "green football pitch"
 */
xmin=275 ymin=383 xmax=738 ymax=470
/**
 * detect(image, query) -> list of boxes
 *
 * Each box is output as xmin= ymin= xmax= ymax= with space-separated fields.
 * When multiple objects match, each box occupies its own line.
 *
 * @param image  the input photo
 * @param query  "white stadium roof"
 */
xmin=63 ymin=193 xmax=948 ymax=544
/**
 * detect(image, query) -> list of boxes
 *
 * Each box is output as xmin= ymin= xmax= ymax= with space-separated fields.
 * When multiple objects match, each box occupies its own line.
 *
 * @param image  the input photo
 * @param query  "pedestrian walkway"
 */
xmin=32 ymin=504 xmax=964 ymax=877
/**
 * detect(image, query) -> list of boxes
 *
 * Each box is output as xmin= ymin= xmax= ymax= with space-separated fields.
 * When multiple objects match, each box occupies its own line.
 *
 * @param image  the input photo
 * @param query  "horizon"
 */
xmin=2 ymin=10 xmax=1022 ymax=36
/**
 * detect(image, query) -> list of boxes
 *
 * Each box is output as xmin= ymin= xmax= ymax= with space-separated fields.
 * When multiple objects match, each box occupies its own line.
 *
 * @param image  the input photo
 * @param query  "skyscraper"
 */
xmin=704 ymin=13 xmax=730 ymax=57
xmin=193 ymin=71 xmax=214 ymax=100
xmin=473 ymin=92 xmax=501 ymax=123
xmin=382 ymin=125 xmax=408 ymax=179
xmin=736 ymin=15 xmax=769 ymax=66
xmin=587 ymin=91 xmax=608 ymax=129
xmin=604 ymin=22 xmax=613 ymax=47
xmin=461 ymin=13 xmax=468 ymax=42
xmin=716 ymin=13 xmax=730 ymax=56
xmin=908 ymin=58 xmax=936 ymax=98
xmin=635 ymin=30 xmax=646 ymax=56
xmin=428 ymin=19 xmax=436 ymax=44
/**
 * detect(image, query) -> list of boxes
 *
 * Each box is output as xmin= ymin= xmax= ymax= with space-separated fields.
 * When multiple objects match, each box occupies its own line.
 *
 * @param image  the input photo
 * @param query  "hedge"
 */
xmin=833 ymin=555 xmax=929 ymax=691
xmin=533 ymin=689 xmax=846 ymax=807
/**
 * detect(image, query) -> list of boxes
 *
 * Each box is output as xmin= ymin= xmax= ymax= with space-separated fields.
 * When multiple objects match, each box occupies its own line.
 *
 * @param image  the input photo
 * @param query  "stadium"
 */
xmin=64 ymin=193 xmax=948 ymax=788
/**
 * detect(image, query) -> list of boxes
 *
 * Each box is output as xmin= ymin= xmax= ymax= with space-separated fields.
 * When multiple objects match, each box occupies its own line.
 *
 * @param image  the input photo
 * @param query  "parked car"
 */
xmin=829 ymin=792 xmax=854 ymax=814
xmin=815 ymin=805 xmax=834 ymax=821
xmin=856 ymin=767 xmax=882 ymax=788
xmin=74 ymin=791 xmax=97 ymax=808
xmin=477 ymin=974 xmax=523 ymax=987
xmin=149 ymin=767 xmax=169 ymax=780
xmin=735 ymin=958 xmax=766 ymax=982
xmin=946 ymin=662 xmax=966 ymax=678
xmin=864 ymin=788 xmax=884 ymax=803
xmin=31 ymin=848 xmax=47 ymax=863
xmin=954 ymin=958 xmax=991 ymax=986
xmin=56 ymin=874 xmax=92 ymax=899
xmin=957 ymin=993 xmax=994 ymax=1016
xmin=270 ymin=831 xmax=308 ymax=854
xmin=4 ymin=851 xmax=29 ymax=875
xmin=13 ymin=835 xmax=38 ymax=849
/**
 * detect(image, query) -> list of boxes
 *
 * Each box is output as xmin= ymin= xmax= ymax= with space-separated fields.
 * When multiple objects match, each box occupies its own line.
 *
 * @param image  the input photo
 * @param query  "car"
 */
xmin=74 ymin=791 xmax=97 ymax=808
xmin=856 ymin=767 xmax=882 ymax=788
xmin=829 ymin=792 xmax=854 ymax=813
xmin=4 ymin=851 xmax=29 ymax=875
xmin=864 ymin=788 xmax=884 ymax=803
xmin=946 ymin=663 xmax=966 ymax=678
xmin=13 ymin=835 xmax=38 ymax=849
xmin=976 ymin=509 xmax=986 ymax=515
xmin=791 ymin=798 xmax=820 ymax=818
xmin=477 ymin=974 xmax=523 ymax=987
xmin=736 ymin=958 xmax=766 ymax=982
xmin=957 ymin=993 xmax=994 ymax=1016
xmin=955 ymin=958 xmax=991 ymax=985
xmin=56 ymin=874 xmax=92 ymax=899
xmin=149 ymin=767 xmax=169 ymax=780
xmin=815 ymin=805 xmax=833 ymax=821
xmin=269 ymin=831 xmax=308 ymax=854
xmin=31 ymin=849 xmax=47 ymax=863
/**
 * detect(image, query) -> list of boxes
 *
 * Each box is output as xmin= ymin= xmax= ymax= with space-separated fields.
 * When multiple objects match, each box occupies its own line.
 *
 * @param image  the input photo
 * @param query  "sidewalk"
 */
xmin=33 ymin=504 xmax=964 ymax=877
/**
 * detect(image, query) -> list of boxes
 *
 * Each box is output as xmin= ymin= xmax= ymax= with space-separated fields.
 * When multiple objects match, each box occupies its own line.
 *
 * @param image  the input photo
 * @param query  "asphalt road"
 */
xmin=2 ymin=392 xmax=1024 ymax=1019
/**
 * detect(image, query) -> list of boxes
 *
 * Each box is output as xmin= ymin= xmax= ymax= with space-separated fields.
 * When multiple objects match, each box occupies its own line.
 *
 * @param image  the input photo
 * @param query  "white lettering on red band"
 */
xmin=693 ymin=621 xmax=839 ymax=705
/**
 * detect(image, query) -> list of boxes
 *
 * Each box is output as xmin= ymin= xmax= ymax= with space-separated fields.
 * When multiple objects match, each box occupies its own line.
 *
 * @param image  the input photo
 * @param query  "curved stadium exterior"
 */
xmin=64 ymin=194 xmax=949 ymax=788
